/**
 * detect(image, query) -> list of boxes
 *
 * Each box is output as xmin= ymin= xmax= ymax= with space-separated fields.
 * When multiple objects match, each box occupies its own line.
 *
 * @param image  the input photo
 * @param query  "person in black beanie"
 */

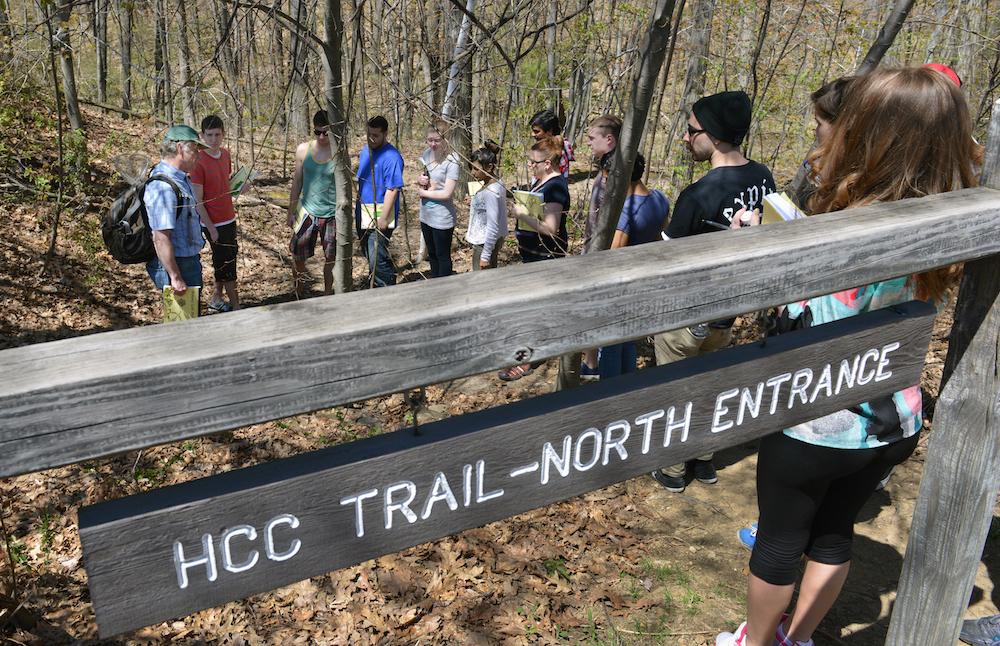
xmin=649 ymin=90 xmax=777 ymax=494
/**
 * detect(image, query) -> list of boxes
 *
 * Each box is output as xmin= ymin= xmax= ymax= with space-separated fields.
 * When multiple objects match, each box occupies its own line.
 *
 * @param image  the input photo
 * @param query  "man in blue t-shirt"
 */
xmin=356 ymin=115 xmax=404 ymax=287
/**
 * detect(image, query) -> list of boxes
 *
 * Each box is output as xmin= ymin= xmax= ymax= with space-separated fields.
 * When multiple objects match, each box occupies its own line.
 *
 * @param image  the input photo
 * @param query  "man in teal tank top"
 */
xmin=287 ymin=110 xmax=337 ymax=296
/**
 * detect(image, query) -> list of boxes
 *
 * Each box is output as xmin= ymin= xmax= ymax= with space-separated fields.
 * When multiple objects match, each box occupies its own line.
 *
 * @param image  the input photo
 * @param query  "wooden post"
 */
xmin=885 ymin=98 xmax=1000 ymax=646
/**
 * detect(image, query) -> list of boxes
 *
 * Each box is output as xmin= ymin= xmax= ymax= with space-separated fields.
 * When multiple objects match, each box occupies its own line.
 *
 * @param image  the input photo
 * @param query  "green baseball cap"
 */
xmin=164 ymin=125 xmax=208 ymax=148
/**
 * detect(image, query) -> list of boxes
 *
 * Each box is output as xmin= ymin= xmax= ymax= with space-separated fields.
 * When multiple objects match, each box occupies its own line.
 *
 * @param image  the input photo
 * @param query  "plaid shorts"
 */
xmin=289 ymin=213 xmax=337 ymax=262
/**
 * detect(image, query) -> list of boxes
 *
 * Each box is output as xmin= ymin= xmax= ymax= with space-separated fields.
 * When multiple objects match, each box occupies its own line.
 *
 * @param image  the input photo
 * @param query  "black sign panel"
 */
xmin=78 ymin=301 xmax=935 ymax=636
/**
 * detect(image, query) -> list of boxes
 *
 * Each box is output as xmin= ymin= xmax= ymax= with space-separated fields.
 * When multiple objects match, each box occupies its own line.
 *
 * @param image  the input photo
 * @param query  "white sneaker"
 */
xmin=776 ymin=617 xmax=814 ymax=646
xmin=716 ymin=622 xmax=747 ymax=646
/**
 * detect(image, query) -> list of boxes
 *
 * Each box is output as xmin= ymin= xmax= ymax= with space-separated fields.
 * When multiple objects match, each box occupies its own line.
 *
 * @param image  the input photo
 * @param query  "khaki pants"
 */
xmin=654 ymin=325 xmax=731 ymax=476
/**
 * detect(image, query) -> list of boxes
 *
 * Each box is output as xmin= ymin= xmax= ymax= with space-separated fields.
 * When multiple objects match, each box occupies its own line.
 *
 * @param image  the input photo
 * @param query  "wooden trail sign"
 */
xmin=79 ymin=301 xmax=935 ymax=637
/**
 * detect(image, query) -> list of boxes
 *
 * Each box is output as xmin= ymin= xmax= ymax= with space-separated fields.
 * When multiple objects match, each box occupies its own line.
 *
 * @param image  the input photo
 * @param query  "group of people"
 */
xmin=139 ymin=64 xmax=986 ymax=646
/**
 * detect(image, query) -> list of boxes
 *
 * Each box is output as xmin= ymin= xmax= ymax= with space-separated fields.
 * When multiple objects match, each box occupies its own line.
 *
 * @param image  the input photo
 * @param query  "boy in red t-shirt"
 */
xmin=192 ymin=115 xmax=242 ymax=311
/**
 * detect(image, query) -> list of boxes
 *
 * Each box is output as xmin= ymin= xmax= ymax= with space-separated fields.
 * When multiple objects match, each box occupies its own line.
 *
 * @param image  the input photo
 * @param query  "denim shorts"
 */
xmin=146 ymin=255 xmax=204 ymax=292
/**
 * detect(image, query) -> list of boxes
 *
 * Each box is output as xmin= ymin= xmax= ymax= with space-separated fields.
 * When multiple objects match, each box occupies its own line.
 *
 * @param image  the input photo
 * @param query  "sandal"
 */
xmin=498 ymin=364 xmax=533 ymax=381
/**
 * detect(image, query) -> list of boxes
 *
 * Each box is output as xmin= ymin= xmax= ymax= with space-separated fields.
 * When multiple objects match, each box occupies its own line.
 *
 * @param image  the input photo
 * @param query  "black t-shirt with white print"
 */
xmin=665 ymin=160 xmax=776 ymax=239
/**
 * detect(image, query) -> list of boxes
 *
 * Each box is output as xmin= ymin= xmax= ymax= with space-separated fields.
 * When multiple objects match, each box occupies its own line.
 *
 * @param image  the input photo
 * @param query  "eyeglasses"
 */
xmin=526 ymin=159 xmax=545 ymax=166
xmin=687 ymin=125 xmax=706 ymax=137
xmin=314 ymin=129 xmax=330 ymax=136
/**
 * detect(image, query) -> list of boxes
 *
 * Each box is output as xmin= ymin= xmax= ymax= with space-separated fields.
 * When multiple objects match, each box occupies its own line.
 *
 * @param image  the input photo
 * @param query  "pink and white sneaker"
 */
xmin=717 ymin=615 xmax=811 ymax=646
xmin=776 ymin=618 xmax=814 ymax=646
xmin=716 ymin=622 xmax=747 ymax=646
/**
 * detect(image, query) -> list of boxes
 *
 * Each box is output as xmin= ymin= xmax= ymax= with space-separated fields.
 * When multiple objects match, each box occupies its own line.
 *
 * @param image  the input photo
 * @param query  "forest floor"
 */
xmin=1 ymin=106 xmax=999 ymax=646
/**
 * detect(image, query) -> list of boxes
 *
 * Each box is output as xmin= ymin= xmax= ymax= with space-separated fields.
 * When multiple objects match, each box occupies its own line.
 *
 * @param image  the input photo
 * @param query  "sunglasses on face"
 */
xmin=314 ymin=129 xmax=330 ymax=136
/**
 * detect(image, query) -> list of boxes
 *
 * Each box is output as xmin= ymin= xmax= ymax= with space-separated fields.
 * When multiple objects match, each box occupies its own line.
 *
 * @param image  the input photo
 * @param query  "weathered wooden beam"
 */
xmin=2 ymin=189 xmax=1000 ymax=478
xmin=886 ymin=101 xmax=1000 ymax=646
xmin=79 ymin=301 xmax=935 ymax=637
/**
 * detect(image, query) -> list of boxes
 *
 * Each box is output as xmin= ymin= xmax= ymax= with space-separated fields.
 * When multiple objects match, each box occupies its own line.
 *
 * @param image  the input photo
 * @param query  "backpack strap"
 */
xmin=148 ymin=173 xmax=182 ymax=206
xmin=147 ymin=173 xmax=194 ymax=247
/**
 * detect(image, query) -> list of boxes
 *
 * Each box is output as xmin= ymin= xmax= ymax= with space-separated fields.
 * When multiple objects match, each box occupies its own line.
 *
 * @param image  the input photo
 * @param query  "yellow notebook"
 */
xmin=293 ymin=204 xmax=311 ymax=235
xmin=761 ymin=192 xmax=806 ymax=224
xmin=229 ymin=167 xmax=258 ymax=196
xmin=513 ymin=190 xmax=543 ymax=232
xmin=163 ymin=286 xmax=200 ymax=323
xmin=467 ymin=181 xmax=484 ymax=197
xmin=359 ymin=203 xmax=396 ymax=229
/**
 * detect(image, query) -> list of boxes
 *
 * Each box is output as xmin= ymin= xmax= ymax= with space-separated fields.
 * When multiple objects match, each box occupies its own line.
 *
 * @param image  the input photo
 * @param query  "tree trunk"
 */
xmin=0 ymin=4 xmax=11 ymax=64
xmin=956 ymin=0 xmax=980 ymax=91
xmin=644 ymin=0 xmax=685 ymax=179
xmin=547 ymin=0 xmax=558 ymax=109
xmin=592 ymin=0 xmax=676 ymax=252
xmin=53 ymin=0 xmax=84 ymax=130
xmin=176 ymin=0 xmax=197 ymax=126
xmin=289 ymin=0 xmax=311 ymax=137
xmin=471 ymin=49 xmax=481 ymax=144
xmin=213 ymin=0 xmax=237 ymax=80
xmin=441 ymin=0 xmax=475 ymax=116
xmin=855 ymin=0 xmax=916 ymax=75
xmin=400 ymin=0 xmax=413 ymax=138
xmin=118 ymin=0 xmax=132 ymax=114
xmin=663 ymin=0 xmax=713 ymax=184
xmin=154 ymin=0 xmax=167 ymax=115
xmin=96 ymin=0 xmax=107 ymax=104
xmin=322 ymin=0 xmax=353 ymax=294
xmin=563 ymin=0 xmax=591 ymax=146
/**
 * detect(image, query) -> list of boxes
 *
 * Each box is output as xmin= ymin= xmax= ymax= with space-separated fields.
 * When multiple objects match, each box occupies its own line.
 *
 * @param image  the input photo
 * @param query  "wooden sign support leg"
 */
xmin=886 ymin=99 xmax=1000 ymax=646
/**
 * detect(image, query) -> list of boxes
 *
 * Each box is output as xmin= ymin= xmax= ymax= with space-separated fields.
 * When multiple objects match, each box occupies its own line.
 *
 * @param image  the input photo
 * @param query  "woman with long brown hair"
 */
xmin=717 ymin=67 xmax=980 ymax=646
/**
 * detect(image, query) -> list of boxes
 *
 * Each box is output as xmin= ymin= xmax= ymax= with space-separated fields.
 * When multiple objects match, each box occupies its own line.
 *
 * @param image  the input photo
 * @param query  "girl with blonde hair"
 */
xmin=416 ymin=118 xmax=460 ymax=278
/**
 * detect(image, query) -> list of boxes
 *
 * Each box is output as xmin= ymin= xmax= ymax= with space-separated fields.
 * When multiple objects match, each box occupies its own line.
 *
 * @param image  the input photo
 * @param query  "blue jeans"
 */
xmin=599 ymin=341 xmax=637 ymax=379
xmin=146 ymin=255 xmax=203 ymax=292
xmin=359 ymin=227 xmax=395 ymax=287
xmin=421 ymin=222 xmax=454 ymax=278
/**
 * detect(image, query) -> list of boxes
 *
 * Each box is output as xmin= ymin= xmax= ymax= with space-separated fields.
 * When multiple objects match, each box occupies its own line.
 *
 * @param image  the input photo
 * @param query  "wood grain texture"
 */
xmin=79 ymin=301 xmax=935 ymax=637
xmin=885 ymin=100 xmax=1000 ymax=646
xmin=3 ymin=189 xmax=1000 ymax=478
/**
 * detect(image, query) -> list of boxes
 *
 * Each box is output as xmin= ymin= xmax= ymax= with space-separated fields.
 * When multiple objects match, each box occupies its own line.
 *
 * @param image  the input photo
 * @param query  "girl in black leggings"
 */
xmin=716 ymin=66 xmax=981 ymax=646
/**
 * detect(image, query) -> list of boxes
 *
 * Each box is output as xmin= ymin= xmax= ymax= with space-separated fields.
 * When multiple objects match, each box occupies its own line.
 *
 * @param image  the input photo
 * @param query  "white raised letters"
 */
xmin=603 ymin=421 xmax=630 ymax=465
xmin=384 ymin=481 xmax=418 ymax=529
xmin=788 ymin=369 xmax=813 ymax=408
xmin=541 ymin=435 xmax=573 ymax=484
xmin=636 ymin=409 xmax=665 ymax=454
xmin=737 ymin=383 xmax=764 ymax=426
xmin=265 ymin=514 xmax=301 ymax=562
xmin=857 ymin=348 xmax=880 ymax=385
xmin=712 ymin=388 xmax=739 ymax=433
xmin=663 ymin=403 xmax=693 ymax=446
xmin=476 ymin=460 xmax=504 ymax=503
xmin=174 ymin=514 xmax=302 ymax=589
xmin=766 ymin=373 xmax=792 ymax=414
xmin=221 ymin=525 xmax=258 ymax=573
xmin=836 ymin=357 xmax=859 ymax=394
xmin=173 ymin=533 xmax=217 ymax=589
xmin=422 ymin=472 xmax=459 ymax=520
xmin=341 ymin=488 xmax=378 ymax=538
xmin=810 ymin=365 xmax=833 ymax=403
xmin=875 ymin=342 xmax=899 ymax=382
xmin=573 ymin=428 xmax=602 ymax=471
